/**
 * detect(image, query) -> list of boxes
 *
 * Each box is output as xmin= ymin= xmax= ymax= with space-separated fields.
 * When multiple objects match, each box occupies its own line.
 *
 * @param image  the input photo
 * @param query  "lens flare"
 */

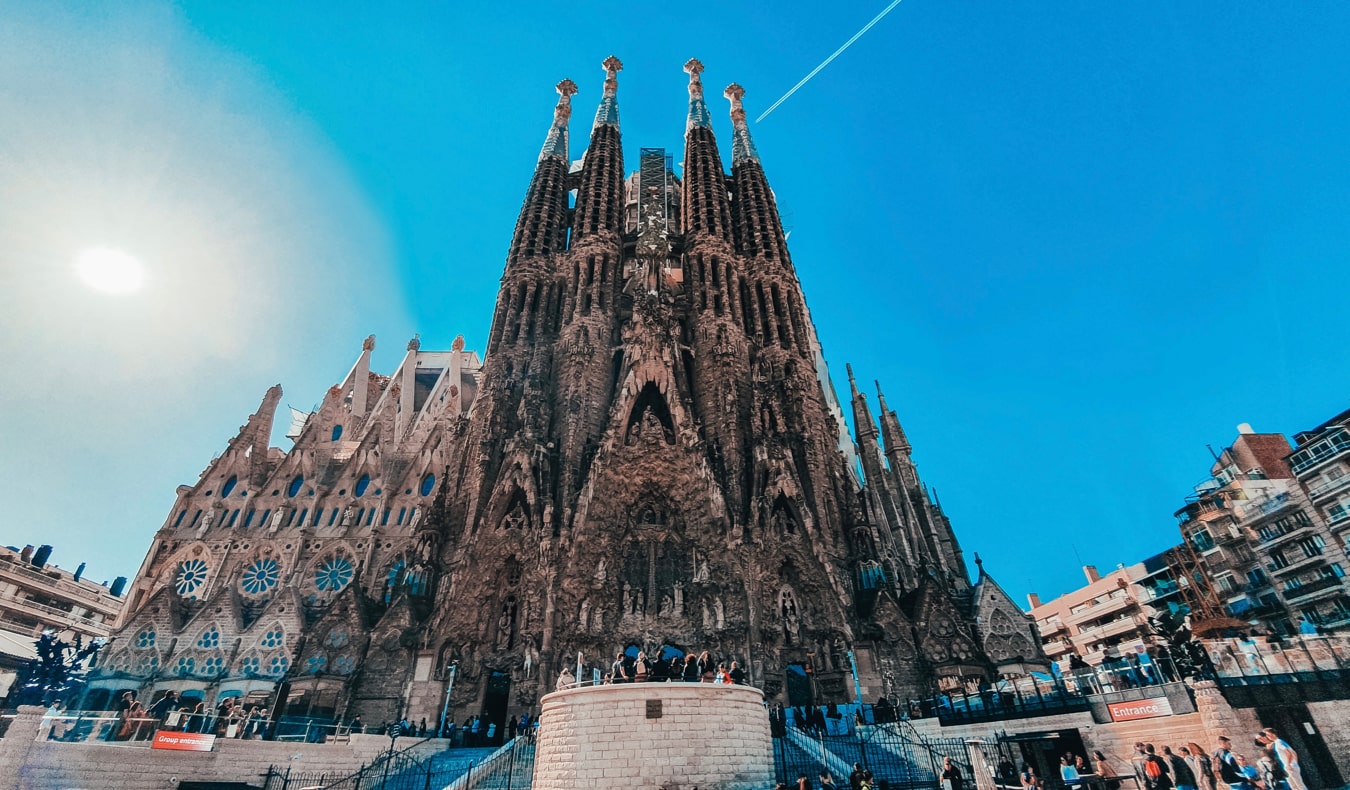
xmin=75 ymin=248 xmax=146 ymax=294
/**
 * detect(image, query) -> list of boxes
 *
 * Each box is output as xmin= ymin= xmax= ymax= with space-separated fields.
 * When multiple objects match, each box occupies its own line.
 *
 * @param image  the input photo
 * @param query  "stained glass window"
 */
xmin=197 ymin=627 xmax=220 ymax=649
xmin=355 ymin=474 xmax=371 ymax=497
xmin=267 ymin=655 xmax=290 ymax=676
xmin=135 ymin=630 xmax=156 ymax=649
xmin=241 ymin=558 xmax=281 ymax=595
xmin=305 ymin=654 xmax=328 ymax=674
xmin=240 ymin=656 xmax=261 ymax=675
xmin=221 ymin=476 xmax=238 ymax=498
xmin=287 ymin=475 xmax=304 ymax=497
xmin=175 ymin=656 xmax=196 ymax=677
xmin=174 ymin=559 xmax=209 ymax=597
xmin=261 ymin=628 xmax=285 ymax=649
xmin=315 ymin=556 xmax=354 ymax=593
xmin=324 ymin=628 xmax=350 ymax=648
xmin=421 ymin=473 xmax=436 ymax=496
xmin=334 ymin=655 xmax=356 ymax=675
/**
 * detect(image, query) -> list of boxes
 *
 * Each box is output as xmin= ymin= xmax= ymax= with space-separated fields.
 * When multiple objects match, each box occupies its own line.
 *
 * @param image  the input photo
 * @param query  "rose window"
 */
xmin=315 ymin=556 xmax=355 ymax=593
xmin=241 ymin=558 xmax=281 ymax=595
xmin=174 ymin=559 xmax=209 ymax=597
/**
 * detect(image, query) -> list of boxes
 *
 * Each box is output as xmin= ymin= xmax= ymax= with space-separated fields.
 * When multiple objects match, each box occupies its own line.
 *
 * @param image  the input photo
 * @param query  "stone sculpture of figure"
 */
xmin=784 ymin=607 xmax=801 ymax=645
xmin=673 ymin=581 xmax=684 ymax=616
xmin=408 ymin=508 xmax=422 ymax=528
xmin=634 ymin=590 xmax=645 ymax=616
xmin=594 ymin=557 xmax=608 ymax=585
xmin=622 ymin=583 xmax=632 ymax=616
xmin=714 ymin=596 xmax=725 ymax=630
xmin=268 ymin=507 xmax=286 ymax=534
xmin=199 ymin=508 xmax=216 ymax=532
xmin=693 ymin=558 xmax=710 ymax=584
xmin=578 ymin=599 xmax=590 ymax=632
xmin=341 ymin=505 xmax=356 ymax=527
xmin=659 ymin=594 xmax=673 ymax=618
xmin=497 ymin=602 xmax=515 ymax=648
xmin=702 ymin=601 xmax=713 ymax=631
xmin=523 ymin=636 xmax=538 ymax=677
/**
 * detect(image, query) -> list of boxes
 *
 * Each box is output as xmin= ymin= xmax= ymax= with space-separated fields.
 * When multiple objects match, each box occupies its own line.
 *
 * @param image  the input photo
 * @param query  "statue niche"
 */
xmin=625 ymin=382 xmax=675 ymax=445
xmin=616 ymin=507 xmax=690 ymax=623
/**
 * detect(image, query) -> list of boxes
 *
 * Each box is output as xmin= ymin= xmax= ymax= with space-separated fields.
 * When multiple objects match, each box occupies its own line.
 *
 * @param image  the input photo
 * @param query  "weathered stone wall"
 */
xmin=1303 ymin=700 xmax=1350 ymax=781
xmin=0 ymin=706 xmax=444 ymax=790
xmin=533 ymin=683 xmax=772 ymax=790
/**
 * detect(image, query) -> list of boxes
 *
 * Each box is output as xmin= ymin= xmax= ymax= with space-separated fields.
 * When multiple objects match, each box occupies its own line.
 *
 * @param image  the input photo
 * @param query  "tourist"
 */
xmin=669 ymin=654 xmax=685 ymax=681
xmin=1143 ymin=744 xmax=1174 ymax=790
xmin=1262 ymin=728 xmax=1304 ymax=790
xmin=1213 ymin=737 xmax=1246 ymax=789
xmin=651 ymin=652 xmax=669 ymax=682
xmin=1019 ymin=763 xmax=1041 ymax=790
xmin=508 ymin=715 xmax=518 ymax=739
xmin=1234 ymin=754 xmax=1260 ymax=789
xmin=715 ymin=662 xmax=732 ymax=684
xmin=1184 ymin=743 xmax=1215 ymax=790
xmin=1132 ymin=743 xmax=1152 ymax=789
xmin=699 ymin=650 xmax=715 ymax=682
xmin=419 ymin=718 xmax=427 ymax=737
xmin=850 ymin=763 xmax=866 ymax=790
xmin=729 ymin=660 xmax=747 ymax=685
xmin=1253 ymin=736 xmax=1287 ymax=790
xmin=1166 ymin=745 xmax=1197 ymax=790
xmin=611 ymin=653 xmax=629 ymax=683
xmin=683 ymin=653 xmax=702 ymax=682
xmin=797 ymin=773 xmax=814 ymax=790
xmin=147 ymin=690 xmax=180 ymax=724
xmin=820 ymin=771 xmax=839 ymax=789
xmin=1060 ymin=756 xmax=1082 ymax=790
xmin=556 ymin=666 xmax=576 ymax=690
xmin=351 ymin=714 xmax=364 ymax=733
xmin=634 ymin=651 xmax=650 ymax=682
xmin=1093 ymin=750 xmax=1119 ymax=789
xmin=942 ymin=757 xmax=965 ymax=790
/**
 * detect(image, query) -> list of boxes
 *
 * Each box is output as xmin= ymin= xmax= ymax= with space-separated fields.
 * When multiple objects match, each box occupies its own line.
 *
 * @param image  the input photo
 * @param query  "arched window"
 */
xmin=221 ymin=476 xmax=238 ymax=498
xmin=287 ymin=475 xmax=304 ymax=497
xmin=420 ymin=473 xmax=436 ymax=497
xmin=355 ymin=475 xmax=371 ymax=497
xmin=331 ymin=425 xmax=343 ymax=442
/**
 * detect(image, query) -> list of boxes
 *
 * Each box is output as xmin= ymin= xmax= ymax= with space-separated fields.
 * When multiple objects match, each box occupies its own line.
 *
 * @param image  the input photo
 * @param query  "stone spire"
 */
xmin=539 ymin=79 xmax=578 ymax=162
xmin=723 ymin=83 xmax=759 ymax=165
xmin=593 ymin=55 xmax=623 ymax=130
xmin=684 ymin=58 xmax=712 ymax=132
xmin=682 ymin=59 xmax=733 ymax=243
xmin=573 ymin=56 xmax=626 ymax=241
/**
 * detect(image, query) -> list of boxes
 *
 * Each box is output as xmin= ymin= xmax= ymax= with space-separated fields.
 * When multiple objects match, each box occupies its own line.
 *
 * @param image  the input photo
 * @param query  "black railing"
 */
xmin=773 ymin=723 xmax=973 ymax=790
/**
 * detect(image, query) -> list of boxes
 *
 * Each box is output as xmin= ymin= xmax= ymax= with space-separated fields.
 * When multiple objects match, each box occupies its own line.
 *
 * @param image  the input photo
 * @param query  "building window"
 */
xmin=241 ymin=558 xmax=281 ymax=595
xmin=221 ymin=476 xmax=238 ymax=498
xmin=421 ymin=473 xmax=436 ymax=497
xmin=355 ymin=475 xmax=371 ymax=497
xmin=331 ymin=425 xmax=343 ymax=442
xmin=1192 ymin=530 xmax=1215 ymax=552
xmin=174 ymin=559 xmax=210 ymax=598
xmin=197 ymin=627 xmax=220 ymax=649
xmin=315 ymin=556 xmax=355 ymax=593
xmin=1215 ymin=574 xmax=1236 ymax=594
xmin=1298 ymin=535 xmax=1326 ymax=558
xmin=267 ymin=655 xmax=290 ymax=676
xmin=135 ymin=630 xmax=156 ymax=649
xmin=260 ymin=628 xmax=285 ymax=649
xmin=287 ymin=475 xmax=304 ymax=497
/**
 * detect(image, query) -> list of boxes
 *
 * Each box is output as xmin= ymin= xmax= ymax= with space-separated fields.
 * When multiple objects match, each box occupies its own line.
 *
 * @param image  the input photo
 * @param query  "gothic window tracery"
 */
xmin=314 ymin=554 xmax=355 ymax=594
xmin=196 ymin=627 xmax=221 ymax=649
xmin=260 ymin=625 xmax=286 ymax=649
xmin=241 ymin=557 xmax=281 ymax=596
xmin=135 ymin=629 xmax=156 ymax=649
xmin=174 ymin=558 xmax=209 ymax=598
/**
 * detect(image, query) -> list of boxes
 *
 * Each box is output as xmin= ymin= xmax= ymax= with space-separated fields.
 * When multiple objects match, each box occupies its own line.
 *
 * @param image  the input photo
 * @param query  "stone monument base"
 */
xmin=533 ymin=683 xmax=773 ymax=790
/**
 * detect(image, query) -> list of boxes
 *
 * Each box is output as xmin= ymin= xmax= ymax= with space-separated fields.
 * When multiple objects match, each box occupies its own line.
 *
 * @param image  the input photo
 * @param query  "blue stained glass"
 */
xmin=242 ymin=558 xmax=281 ymax=595
xmin=315 ymin=556 xmax=354 ymax=592
xmin=420 ymin=474 xmax=436 ymax=497
xmin=355 ymin=475 xmax=370 ymax=497
xmin=175 ymin=559 xmax=209 ymax=597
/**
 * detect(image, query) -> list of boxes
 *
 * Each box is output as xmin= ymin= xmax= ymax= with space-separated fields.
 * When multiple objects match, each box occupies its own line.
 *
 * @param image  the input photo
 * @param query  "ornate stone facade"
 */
xmin=92 ymin=58 xmax=1045 ymax=734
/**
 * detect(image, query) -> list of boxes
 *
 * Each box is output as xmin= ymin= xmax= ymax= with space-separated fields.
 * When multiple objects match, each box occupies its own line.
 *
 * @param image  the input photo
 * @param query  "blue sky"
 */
xmin=2 ymin=1 xmax=1348 ymax=606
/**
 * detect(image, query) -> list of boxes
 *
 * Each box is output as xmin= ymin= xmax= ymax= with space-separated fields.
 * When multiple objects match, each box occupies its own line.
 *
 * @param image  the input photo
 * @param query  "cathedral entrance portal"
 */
xmin=785 ymin=663 xmax=814 ymax=707
xmin=481 ymin=670 xmax=511 ymax=746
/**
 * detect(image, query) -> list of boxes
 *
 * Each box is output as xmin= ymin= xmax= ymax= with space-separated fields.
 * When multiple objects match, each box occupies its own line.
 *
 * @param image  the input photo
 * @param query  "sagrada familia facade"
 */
xmin=92 ymin=58 xmax=1045 ymax=733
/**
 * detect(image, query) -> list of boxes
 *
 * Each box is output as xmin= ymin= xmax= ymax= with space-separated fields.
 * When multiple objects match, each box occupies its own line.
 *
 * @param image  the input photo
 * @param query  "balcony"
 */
xmin=0 ymin=559 xmax=122 ymax=615
xmin=1250 ymin=492 xmax=1299 ymax=518
xmin=1283 ymin=575 xmax=1347 ymax=603
xmin=1270 ymin=554 xmax=1328 ymax=578
xmin=1257 ymin=520 xmax=1315 ymax=549
xmin=1290 ymin=428 xmax=1350 ymax=476
xmin=1307 ymin=474 xmax=1350 ymax=501
xmin=1078 ymin=617 xmax=1145 ymax=641
xmin=0 ymin=593 xmax=110 ymax=633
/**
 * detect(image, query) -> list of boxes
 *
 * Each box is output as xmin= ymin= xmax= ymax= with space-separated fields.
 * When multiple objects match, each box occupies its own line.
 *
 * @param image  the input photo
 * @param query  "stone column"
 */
xmin=1192 ymin=680 xmax=1262 ymax=743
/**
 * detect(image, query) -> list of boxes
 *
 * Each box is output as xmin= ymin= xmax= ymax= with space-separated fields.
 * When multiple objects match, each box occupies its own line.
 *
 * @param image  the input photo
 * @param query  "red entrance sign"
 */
xmin=1107 ymin=696 xmax=1174 ymax=722
xmin=151 ymin=730 xmax=217 ymax=752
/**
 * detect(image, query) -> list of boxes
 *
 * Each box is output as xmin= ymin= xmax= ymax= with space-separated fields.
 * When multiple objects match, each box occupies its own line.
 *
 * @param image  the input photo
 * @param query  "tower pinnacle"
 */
xmin=685 ymin=58 xmax=712 ymax=131
xmin=594 ymin=56 xmax=623 ymax=129
xmin=539 ymin=79 xmax=578 ymax=162
xmin=724 ymin=83 xmax=759 ymax=164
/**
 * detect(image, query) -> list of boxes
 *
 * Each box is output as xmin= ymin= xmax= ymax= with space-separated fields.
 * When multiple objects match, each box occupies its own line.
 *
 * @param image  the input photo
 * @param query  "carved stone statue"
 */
xmin=341 ymin=505 xmax=356 ymax=527
xmin=714 ymin=596 xmax=725 ymax=630
xmin=594 ymin=557 xmax=608 ymax=585
xmin=578 ymin=599 xmax=590 ymax=632
xmin=673 ymin=581 xmax=684 ymax=616
xmin=268 ymin=507 xmax=286 ymax=534
xmin=622 ymin=583 xmax=632 ymax=616
xmin=409 ymin=508 xmax=422 ymax=528
xmin=702 ymin=601 xmax=713 ymax=631
xmin=693 ymin=558 xmax=710 ymax=584
xmin=659 ymin=594 xmax=673 ymax=618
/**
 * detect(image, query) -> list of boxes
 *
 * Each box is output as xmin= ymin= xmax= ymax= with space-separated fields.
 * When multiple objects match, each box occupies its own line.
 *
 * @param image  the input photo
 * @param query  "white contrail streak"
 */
xmin=756 ymin=0 xmax=905 ymax=123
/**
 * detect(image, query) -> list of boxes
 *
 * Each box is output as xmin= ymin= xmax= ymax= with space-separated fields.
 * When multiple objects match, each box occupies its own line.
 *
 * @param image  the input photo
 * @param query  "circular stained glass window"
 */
xmin=175 ymin=559 xmax=209 ymax=597
xmin=241 ymin=558 xmax=281 ymax=595
xmin=315 ymin=556 xmax=354 ymax=593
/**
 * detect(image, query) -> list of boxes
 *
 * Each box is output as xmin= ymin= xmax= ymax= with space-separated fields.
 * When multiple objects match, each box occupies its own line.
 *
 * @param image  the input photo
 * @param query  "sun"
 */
xmin=75 ymin=247 xmax=146 ymax=294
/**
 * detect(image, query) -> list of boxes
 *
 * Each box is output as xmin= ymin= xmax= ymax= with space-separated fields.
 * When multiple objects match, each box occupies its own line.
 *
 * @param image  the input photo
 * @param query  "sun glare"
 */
xmin=75 ymin=247 xmax=146 ymax=294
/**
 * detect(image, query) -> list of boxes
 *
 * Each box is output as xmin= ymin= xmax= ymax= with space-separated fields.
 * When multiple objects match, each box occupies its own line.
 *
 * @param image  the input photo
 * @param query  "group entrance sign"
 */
xmin=1107 ymin=696 xmax=1174 ymax=722
xmin=151 ymin=730 xmax=217 ymax=751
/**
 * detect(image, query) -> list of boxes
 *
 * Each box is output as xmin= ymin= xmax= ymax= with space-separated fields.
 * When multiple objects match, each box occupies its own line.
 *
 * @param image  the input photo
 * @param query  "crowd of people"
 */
xmin=1008 ymin=732 xmax=1305 ymax=790
xmin=775 ymin=758 xmax=959 ymax=790
xmin=555 ymin=650 xmax=750 ymax=688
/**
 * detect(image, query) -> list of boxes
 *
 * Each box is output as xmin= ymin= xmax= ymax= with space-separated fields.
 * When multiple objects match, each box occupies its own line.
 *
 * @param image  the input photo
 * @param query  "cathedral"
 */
xmin=91 ymin=58 xmax=1045 ymax=735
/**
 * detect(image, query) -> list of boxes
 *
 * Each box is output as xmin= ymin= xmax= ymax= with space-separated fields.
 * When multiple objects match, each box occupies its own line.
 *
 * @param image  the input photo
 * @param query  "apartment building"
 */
xmin=1027 ymin=564 xmax=1154 ymax=672
xmin=0 ymin=545 xmax=125 ymax=640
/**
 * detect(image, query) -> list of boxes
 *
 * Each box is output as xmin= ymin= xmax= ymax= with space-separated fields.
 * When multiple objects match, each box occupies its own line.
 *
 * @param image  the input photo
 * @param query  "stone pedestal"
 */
xmin=533 ymin=683 xmax=773 ymax=790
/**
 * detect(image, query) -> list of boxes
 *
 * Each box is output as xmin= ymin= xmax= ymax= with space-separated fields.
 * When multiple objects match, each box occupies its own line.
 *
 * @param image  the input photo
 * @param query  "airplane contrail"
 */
xmin=756 ymin=0 xmax=906 ymax=123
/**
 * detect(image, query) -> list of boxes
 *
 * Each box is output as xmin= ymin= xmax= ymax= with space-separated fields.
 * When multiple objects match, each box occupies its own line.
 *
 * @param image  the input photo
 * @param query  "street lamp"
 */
xmin=438 ymin=662 xmax=458 ymax=738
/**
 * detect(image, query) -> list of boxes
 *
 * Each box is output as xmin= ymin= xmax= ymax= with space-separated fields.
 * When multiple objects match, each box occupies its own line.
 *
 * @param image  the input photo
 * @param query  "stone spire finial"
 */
xmin=407 ymin=334 xmax=421 ymax=352
xmin=539 ymin=79 xmax=577 ymax=161
xmin=594 ymin=56 xmax=623 ymax=129
xmin=723 ymin=83 xmax=759 ymax=164
xmin=685 ymin=59 xmax=712 ymax=132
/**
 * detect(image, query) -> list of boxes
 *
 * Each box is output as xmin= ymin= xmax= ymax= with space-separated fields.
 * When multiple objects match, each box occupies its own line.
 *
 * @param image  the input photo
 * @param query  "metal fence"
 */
xmin=773 ymin=722 xmax=974 ymax=790
xmin=261 ymin=737 xmax=534 ymax=790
